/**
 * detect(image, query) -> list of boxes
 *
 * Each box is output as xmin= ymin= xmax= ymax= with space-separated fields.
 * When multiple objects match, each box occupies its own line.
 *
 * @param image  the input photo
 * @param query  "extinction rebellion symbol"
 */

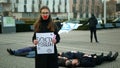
xmin=47 ymin=49 xmax=52 ymax=53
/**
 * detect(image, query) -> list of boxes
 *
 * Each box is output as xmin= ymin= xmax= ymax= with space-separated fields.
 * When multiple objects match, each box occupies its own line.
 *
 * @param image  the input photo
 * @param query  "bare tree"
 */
xmin=106 ymin=0 xmax=117 ymax=19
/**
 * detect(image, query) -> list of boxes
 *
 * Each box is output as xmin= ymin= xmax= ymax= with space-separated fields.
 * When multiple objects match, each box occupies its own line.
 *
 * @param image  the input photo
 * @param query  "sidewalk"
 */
xmin=0 ymin=28 xmax=120 ymax=68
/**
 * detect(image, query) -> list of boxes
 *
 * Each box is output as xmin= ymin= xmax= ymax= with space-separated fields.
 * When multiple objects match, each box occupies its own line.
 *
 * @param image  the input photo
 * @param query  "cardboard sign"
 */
xmin=36 ymin=32 xmax=54 ymax=54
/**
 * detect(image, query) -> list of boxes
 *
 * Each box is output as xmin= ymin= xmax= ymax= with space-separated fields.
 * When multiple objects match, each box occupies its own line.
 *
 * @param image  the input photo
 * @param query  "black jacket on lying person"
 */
xmin=58 ymin=51 xmax=118 ymax=67
xmin=59 ymin=51 xmax=84 ymax=59
xmin=58 ymin=56 xmax=96 ymax=67
xmin=58 ymin=51 xmax=96 ymax=67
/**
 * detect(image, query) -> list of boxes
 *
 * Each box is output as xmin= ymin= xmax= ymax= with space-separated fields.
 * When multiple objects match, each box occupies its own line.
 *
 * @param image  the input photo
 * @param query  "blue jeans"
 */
xmin=26 ymin=51 xmax=35 ymax=58
xmin=14 ymin=46 xmax=35 ymax=56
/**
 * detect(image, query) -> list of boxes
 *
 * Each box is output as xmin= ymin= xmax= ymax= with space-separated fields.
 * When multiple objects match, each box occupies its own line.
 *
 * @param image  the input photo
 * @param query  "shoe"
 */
xmin=95 ymin=53 xmax=104 ymax=65
xmin=97 ymin=53 xmax=103 ymax=57
xmin=111 ymin=52 xmax=119 ymax=61
xmin=91 ymin=54 xmax=96 ymax=56
xmin=107 ymin=51 xmax=112 ymax=57
xmin=7 ymin=49 xmax=14 ymax=55
xmin=97 ymin=53 xmax=104 ymax=58
xmin=100 ymin=53 xmax=104 ymax=57
xmin=96 ymin=41 xmax=99 ymax=43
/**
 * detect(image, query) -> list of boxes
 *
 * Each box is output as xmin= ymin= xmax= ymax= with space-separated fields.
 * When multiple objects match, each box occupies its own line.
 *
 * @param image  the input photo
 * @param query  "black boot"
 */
xmin=7 ymin=48 xmax=14 ymax=55
xmin=91 ymin=54 xmax=97 ymax=57
xmin=103 ymin=52 xmax=118 ymax=61
xmin=107 ymin=51 xmax=112 ymax=57
xmin=102 ymin=51 xmax=112 ymax=61
xmin=109 ymin=52 xmax=119 ymax=61
xmin=95 ymin=53 xmax=104 ymax=65
xmin=99 ymin=53 xmax=104 ymax=57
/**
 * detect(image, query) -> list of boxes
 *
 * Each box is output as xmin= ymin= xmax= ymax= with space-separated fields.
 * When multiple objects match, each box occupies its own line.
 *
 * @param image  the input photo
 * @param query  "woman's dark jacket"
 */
xmin=32 ymin=21 xmax=60 ymax=68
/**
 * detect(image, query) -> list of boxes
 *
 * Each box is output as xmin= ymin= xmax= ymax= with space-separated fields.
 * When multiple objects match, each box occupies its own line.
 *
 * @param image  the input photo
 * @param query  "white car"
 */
xmin=97 ymin=18 xmax=103 ymax=24
xmin=112 ymin=18 xmax=120 ymax=23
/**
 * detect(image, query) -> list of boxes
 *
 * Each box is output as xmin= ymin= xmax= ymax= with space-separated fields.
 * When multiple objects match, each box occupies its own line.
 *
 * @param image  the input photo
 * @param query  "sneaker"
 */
xmin=7 ymin=49 xmax=14 ymax=55
xmin=111 ymin=52 xmax=119 ymax=61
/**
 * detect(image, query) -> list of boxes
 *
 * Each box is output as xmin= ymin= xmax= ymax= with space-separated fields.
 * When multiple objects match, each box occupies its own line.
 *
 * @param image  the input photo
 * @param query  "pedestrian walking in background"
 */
xmin=83 ymin=14 xmax=99 ymax=43
xmin=54 ymin=17 xmax=63 ymax=31
xmin=32 ymin=6 xmax=60 ymax=68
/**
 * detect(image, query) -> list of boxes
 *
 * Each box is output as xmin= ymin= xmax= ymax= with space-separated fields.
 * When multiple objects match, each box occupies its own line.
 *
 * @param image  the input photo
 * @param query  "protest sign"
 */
xmin=36 ymin=32 xmax=54 ymax=54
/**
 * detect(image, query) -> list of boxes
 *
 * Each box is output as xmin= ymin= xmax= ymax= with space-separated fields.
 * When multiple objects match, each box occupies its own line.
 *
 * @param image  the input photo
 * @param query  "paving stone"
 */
xmin=0 ymin=28 xmax=120 ymax=68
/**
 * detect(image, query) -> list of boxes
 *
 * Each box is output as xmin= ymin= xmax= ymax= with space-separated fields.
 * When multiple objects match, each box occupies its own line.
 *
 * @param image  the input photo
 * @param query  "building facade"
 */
xmin=0 ymin=0 xmax=118 ymax=20
xmin=69 ymin=0 xmax=103 ymax=19
xmin=0 ymin=0 xmax=11 ymax=16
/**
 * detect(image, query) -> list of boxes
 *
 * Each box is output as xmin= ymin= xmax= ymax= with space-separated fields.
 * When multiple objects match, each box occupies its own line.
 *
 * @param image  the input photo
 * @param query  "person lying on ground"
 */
xmin=7 ymin=47 xmax=119 ymax=61
xmin=7 ymin=46 xmax=35 ymax=57
xmin=7 ymin=47 xmax=119 ymax=67
xmin=58 ymin=51 xmax=118 ymax=67
xmin=7 ymin=47 xmax=108 ymax=58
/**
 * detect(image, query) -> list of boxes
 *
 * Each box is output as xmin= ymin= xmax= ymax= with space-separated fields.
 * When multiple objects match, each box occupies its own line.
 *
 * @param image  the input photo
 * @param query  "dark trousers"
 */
xmin=79 ymin=57 xmax=96 ymax=67
xmin=90 ymin=27 xmax=98 ymax=42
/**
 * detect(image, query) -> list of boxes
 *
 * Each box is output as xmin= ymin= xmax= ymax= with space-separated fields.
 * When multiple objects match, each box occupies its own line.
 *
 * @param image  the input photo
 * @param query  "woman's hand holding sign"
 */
xmin=33 ymin=40 xmax=39 ymax=46
xmin=52 ymin=35 xmax=56 ymax=44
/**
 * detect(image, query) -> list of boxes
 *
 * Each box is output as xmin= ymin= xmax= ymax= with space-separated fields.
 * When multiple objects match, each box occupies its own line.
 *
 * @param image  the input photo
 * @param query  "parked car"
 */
xmin=112 ymin=17 xmax=120 ymax=23
xmin=97 ymin=18 xmax=103 ymax=24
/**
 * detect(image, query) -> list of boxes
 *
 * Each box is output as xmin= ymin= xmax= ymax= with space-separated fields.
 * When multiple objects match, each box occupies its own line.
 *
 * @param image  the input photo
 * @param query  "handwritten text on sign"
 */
xmin=36 ymin=32 xmax=54 ymax=54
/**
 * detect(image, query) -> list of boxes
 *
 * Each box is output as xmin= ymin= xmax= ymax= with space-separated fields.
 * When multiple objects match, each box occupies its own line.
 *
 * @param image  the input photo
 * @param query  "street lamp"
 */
xmin=104 ymin=0 xmax=106 ymax=24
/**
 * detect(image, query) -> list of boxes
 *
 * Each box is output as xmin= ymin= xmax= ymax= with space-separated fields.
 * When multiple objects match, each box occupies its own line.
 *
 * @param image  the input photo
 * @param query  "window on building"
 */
xmin=46 ymin=0 xmax=48 ymax=5
xmin=86 ymin=0 xmax=89 ymax=17
xmin=92 ymin=0 xmax=95 ymax=14
xmin=73 ymin=0 xmax=76 ymax=4
xmin=65 ymin=0 xmax=67 ymax=13
xmin=24 ymin=5 xmax=26 ymax=12
xmin=80 ymin=0 xmax=83 ymax=17
xmin=59 ymin=0 xmax=61 ymax=5
xmin=39 ymin=4 xmax=40 ymax=9
xmin=0 ymin=5 xmax=3 ymax=12
xmin=116 ymin=4 xmax=120 ymax=11
xmin=27 ymin=13 xmax=30 ymax=17
xmin=53 ymin=0 xmax=55 ymax=13
xmin=3 ymin=11 xmax=9 ymax=16
xmin=58 ymin=5 xmax=60 ymax=13
xmin=24 ymin=0 xmax=27 ymax=4
xmin=15 ymin=7 xmax=18 ymax=12
xmin=80 ymin=13 xmax=82 ymax=18
xmin=32 ymin=0 xmax=34 ymax=4
xmin=72 ymin=6 xmax=76 ymax=13
xmin=32 ymin=4 xmax=34 ymax=12
xmin=16 ymin=0 xmax=19 ymax=3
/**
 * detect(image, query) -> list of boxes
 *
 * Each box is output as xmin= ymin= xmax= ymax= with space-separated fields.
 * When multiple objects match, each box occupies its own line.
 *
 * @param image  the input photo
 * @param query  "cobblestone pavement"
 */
xmin=0 ymin=28 xmax=120 ymax=68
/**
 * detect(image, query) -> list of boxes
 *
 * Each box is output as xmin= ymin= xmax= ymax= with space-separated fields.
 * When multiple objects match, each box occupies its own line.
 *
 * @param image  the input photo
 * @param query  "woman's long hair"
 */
xmin=34 ymin=6 xmax=55 ymax=32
